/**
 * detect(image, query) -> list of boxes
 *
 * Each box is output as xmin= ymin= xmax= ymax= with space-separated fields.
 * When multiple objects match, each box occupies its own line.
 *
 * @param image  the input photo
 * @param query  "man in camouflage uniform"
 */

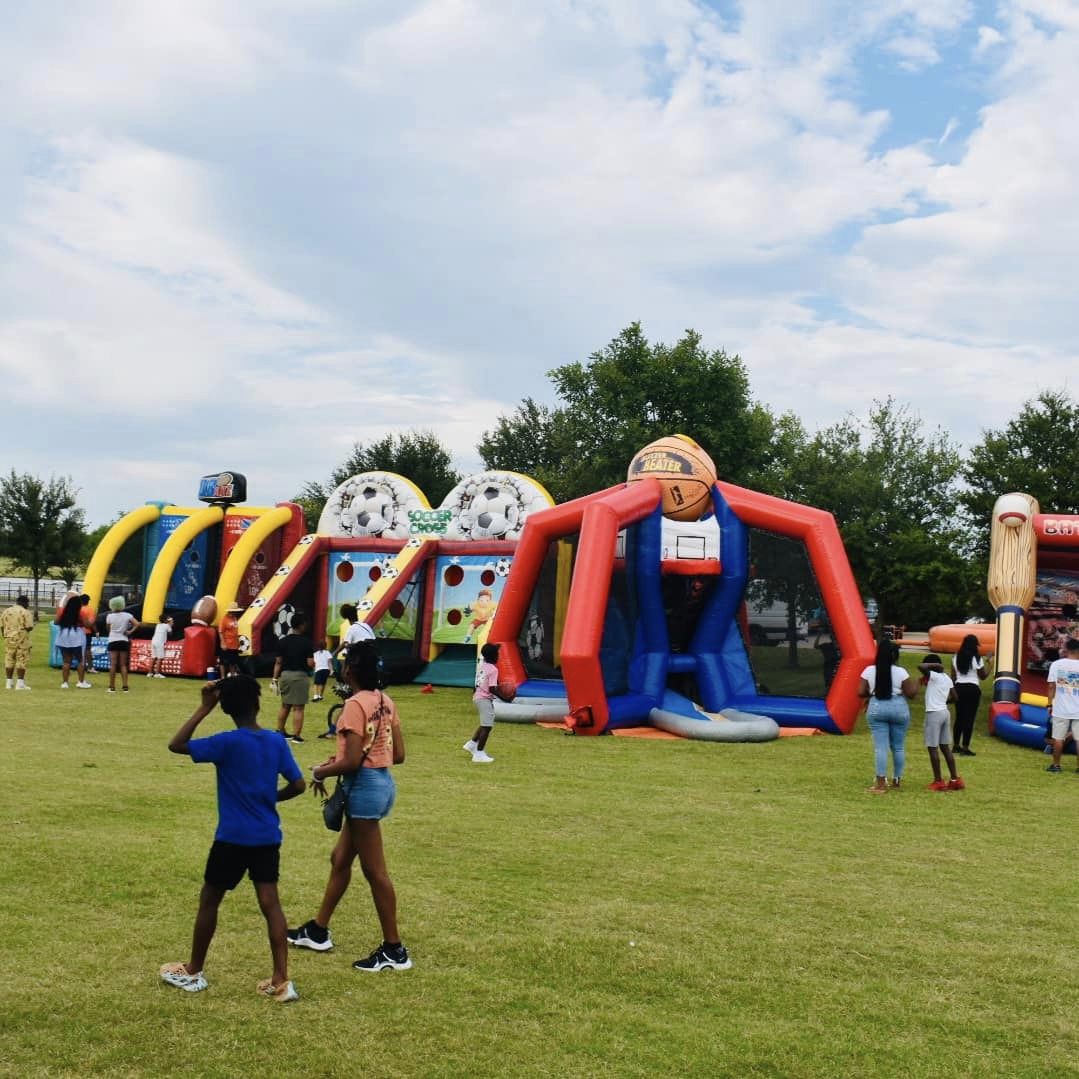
xmin=2 ymin=595 xmax=33 ymax=690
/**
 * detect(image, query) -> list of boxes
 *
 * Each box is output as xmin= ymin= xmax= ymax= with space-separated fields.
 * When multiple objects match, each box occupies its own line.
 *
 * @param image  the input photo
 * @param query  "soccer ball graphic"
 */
xmin=346 ymin=485 xmax=394 ymax=537
xmin=272 ymin=603 xmax=296 ymax=639
xmin=495 ymin=558 xmax=512 ymax=577
xmin=463 ymin=485 xmax=520 ymax=540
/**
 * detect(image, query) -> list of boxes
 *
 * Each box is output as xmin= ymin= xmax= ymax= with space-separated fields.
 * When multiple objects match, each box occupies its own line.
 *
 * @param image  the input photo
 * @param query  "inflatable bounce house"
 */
xmin=58 ymin=471 xmax=306 ymax=675
xmin=235 ymin=469 xmax=555 ymax=684
xmin=68 ymin=443 xmax=876 ymax=747
xmin=984 ymin=492 xmax=1079 ymax=749
xmin=486 ymin=436 xmax=875 ymax=741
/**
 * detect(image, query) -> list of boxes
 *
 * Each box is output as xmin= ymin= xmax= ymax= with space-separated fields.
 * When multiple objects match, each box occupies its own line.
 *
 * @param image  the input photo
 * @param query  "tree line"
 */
xmin=4 ymin=323 xmax=1077 ymax=627
xmin=298 ymin=323 xmax=1079 ymax=628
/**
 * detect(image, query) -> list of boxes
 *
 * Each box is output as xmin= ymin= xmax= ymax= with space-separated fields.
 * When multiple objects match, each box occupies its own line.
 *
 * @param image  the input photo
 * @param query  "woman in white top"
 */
xmin=105 ymin=595 xmax=139 ymax=693
xmin=858 ymin=638 xmax=918 ymax=793
xmin=951 ymin=634 xmax=990 ymax=756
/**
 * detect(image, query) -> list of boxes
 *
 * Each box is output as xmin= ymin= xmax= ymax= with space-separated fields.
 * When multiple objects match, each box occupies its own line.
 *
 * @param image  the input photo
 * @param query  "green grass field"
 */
xmin=2 ymin=624 xmax=1075 ymax=1077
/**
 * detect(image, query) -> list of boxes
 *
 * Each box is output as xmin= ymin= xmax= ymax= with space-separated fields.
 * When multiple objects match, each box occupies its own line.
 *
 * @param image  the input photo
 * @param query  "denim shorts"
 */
xmin=343 ymin=767 xmax=396 ymax=820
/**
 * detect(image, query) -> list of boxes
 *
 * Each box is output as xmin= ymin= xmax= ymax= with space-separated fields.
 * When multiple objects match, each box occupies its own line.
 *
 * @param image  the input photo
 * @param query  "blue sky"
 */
xmin=1 ymin=0 xmax=1076 ymax=525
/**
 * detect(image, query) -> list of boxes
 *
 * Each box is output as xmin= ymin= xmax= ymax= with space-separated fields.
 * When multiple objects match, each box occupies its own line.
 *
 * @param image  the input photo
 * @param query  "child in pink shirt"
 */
xmin=464 ymin=642 xmax=512 ymax=764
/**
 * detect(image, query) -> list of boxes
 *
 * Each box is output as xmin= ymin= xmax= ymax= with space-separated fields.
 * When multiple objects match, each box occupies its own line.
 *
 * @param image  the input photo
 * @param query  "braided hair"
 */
xmin=956 ymin=633 xmax=979 ymax=676
xmin=342 ymin=640 xmax=382 ymax=691
xmin=873 ymin=638 xmax=899 ymax=700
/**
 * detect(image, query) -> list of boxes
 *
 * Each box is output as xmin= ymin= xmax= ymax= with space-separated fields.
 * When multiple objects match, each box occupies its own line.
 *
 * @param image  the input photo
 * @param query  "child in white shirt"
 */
xmin=149 ymin=615 xmax=173 ymax=678
xmin=312 ymin=642 xmax=333 ymax=702
xmin=918 ymin=654 xmax=964 ymax=791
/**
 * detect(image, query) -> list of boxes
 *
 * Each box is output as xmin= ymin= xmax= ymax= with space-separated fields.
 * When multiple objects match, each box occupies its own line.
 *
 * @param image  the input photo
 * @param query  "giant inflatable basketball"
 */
xmin=626 ymin=435 xmax=717 ymax=521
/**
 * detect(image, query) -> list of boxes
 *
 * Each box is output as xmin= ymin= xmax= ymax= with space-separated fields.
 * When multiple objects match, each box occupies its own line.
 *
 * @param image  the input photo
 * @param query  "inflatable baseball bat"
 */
xmin=987 ymin=493 xmax=1039 ymax=705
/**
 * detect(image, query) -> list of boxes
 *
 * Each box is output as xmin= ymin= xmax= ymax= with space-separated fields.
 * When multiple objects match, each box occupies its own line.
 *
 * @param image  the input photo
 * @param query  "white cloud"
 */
xmin=975 ymin=25 xmax=1005 ymax=52
xmin=884 ymin=34 xmax=943 ymax=69
xmin=2 ymin=0 xmax=1077 ymax=525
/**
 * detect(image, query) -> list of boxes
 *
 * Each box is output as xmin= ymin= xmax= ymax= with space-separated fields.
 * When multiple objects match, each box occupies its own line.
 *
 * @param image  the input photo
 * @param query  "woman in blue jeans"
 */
xmin=859 ymin=638 xmax=918 ymax=793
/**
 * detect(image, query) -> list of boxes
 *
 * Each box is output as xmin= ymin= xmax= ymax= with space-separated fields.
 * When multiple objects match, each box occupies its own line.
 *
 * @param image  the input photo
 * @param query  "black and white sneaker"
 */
xmin=352 ymin=942 xmax=412 ymax=972
xmin=287 ymin=919 xmax=333 ymax=952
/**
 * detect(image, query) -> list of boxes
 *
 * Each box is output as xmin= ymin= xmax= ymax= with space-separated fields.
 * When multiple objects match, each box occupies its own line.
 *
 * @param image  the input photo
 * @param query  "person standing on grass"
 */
xmin=288 ymin=641 xmax=410 ymax=974
xmin=80 ymin=594 xmax=96 ymax=681
xmin=918 ymin=654 xmax=964 ymax=792
xmin=161 ymin=676 xmax=305 ymax=1002
xmin=55 ymin=594 xmax=92 ymax=689
xmin=859 ymin=638 xmax=918 ymax=793
xmin=218 ymin=605 xmax=244 ymax=677
xmin=149 ymin=615 xmax=172 ymax=678
xmin=105 ymin=595 xmax=138 ymax=694
xmin=464 ymin=642 xmax=512 ymax=764
xmin=2 ymin=595 xmax=34 ymax=691
xmin=312 ymin=640 xmax=333 ymax=702
xmin=951 ymin=633 xmax=991 ymax=756
xmin=1045 ymin=638 xmax=1079 ymax=774
xmin=271 ymin=612 xmax=314 ymax=744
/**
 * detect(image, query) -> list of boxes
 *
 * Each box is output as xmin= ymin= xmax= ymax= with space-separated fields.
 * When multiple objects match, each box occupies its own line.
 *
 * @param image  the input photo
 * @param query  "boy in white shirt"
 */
xmin=918 ymin=654 xmax=964 ymax=791
xmin=149 ymin=615 xmax=172 ymax=678
xmin=1045 ymin=637 xmax=1079 ymax=773
xmin=312 ymin=641 xmax=333 ymax=702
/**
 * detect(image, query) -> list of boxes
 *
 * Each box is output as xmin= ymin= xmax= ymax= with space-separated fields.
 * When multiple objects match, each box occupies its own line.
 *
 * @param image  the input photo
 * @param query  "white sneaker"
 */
xmin=257 ymin=978 xmax=299 ymax=1003
xmin=106 ymin=688 xmax=116 ymax=694
xmin=15 ymin=681 xmax=29 ymax=691
xmin=463 ymin=740 xmax=477 ymax=753
xmin=5 ymin=679 xmax=12 ymax=689
xmin=471 ymin=750 xmax=494 ymax=763
xmin=160 ymin=962 xmax=208 ymax=992
xmin=60 ymin=682 xmax=69 ymax=689
xmin=77 ymin=681 xmax=92 ymax=689
xmin=147 ymin=672 xmax=153 ymax=678
xmin=154 ymin=673 xmax=166 ymax=679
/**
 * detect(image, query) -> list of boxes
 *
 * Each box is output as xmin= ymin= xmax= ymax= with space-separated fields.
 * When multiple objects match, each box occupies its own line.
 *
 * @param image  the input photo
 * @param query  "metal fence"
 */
xmin=0 ymin=579 xmax=132 ymax=615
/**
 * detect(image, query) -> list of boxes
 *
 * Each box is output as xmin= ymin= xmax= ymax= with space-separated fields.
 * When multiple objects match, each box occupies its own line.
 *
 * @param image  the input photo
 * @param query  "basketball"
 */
xmin=626 ymin=435 xmax=717 ymax=522
xmin=191 ymin=595 xmax=218 ymax=626
xmin=498 ymin=681 xmax=517 ymax=703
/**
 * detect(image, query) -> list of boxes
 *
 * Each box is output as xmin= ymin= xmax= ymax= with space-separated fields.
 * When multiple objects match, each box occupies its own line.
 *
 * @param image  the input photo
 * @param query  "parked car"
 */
xmin=808 ymin=598 xmax=879 ymax=636
xmin=745 ymin=601 xmax=809 ymax=647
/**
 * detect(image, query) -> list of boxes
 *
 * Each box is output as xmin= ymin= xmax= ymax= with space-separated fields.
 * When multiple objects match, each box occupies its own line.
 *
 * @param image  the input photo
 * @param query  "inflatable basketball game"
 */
xmin=487 ymin=435 xmax=875 ymax=740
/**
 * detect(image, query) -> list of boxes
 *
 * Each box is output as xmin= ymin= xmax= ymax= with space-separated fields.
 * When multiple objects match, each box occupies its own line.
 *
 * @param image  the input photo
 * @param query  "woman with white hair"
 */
xmin=106 ymin=595 xmax=138 ymax=694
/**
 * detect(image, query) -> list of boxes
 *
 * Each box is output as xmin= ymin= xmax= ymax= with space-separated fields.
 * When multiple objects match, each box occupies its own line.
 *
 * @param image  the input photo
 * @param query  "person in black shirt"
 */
xmin=272 ymin=612 xmax=315 ymax=744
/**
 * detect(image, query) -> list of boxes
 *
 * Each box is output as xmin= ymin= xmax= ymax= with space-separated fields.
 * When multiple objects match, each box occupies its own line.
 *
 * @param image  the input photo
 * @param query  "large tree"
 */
xmin=763 ymin=401 xmax=979 ymax=629
xmin=962 ymin=390 xmax=1079 ymax=552
xmin=479 ymin=323 xmax=776 ymax=502
xmin=0 ymin=472 xmax=88 ymax=617
xmin=294 ymin=430 xmax=461 ymax=530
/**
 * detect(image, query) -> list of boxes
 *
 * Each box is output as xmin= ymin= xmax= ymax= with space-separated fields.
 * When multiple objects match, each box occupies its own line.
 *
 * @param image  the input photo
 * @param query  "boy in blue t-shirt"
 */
xmin=160 ymin=676 xmax=306 ymax=1002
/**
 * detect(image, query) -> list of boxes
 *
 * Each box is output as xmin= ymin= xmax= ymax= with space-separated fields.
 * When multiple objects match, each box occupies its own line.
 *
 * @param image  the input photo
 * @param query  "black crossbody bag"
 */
xmin=322 ymin=693 xmax=385 ymax=831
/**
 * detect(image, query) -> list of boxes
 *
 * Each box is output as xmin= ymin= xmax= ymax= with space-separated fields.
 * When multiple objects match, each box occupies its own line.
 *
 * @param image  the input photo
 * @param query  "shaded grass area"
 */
xmin=1 ymin=625 xmax=1076 ymax=1077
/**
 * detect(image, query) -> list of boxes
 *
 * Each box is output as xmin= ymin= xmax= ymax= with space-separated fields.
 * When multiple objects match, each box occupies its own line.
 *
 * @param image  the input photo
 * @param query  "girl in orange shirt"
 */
xmin=287 ymin=641 xmax=410 ymax=972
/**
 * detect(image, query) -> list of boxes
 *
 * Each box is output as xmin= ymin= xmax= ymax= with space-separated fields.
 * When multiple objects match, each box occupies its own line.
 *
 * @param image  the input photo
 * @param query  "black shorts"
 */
xmin=313 ymin=669 xmax=330 ymax=687
xmin=59 ymin=645 xmax=84 ymax=662
xmin=218 ymin=648 xmax=240 ymax=667
xmin=107 ymin=640 xmax=130 ymax=653
xmin=204 ymin=840 xmax=281 ymax=890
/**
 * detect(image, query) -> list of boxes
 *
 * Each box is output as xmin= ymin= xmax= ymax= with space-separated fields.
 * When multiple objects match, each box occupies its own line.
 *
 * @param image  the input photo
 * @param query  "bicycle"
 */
xmin=318 ymin=680 xmax=351 ymax=739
